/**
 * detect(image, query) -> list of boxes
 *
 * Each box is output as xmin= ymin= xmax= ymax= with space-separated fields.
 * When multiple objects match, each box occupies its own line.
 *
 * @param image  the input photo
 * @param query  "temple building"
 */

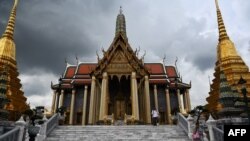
xmin=51 ymin=8 xmax=191 ymax=125
xmin=206 ymin=0 xmax=250 ymax=115
xmin=0 ymin=0 xmax=29 ymax=120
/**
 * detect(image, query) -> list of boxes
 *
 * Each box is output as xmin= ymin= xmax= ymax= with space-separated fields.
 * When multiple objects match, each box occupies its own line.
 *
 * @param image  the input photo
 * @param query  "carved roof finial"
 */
xmin=120 ymin=6 xmax=123 ymax=14
xmin=75 ymin=54 xmax=79 ymax=64
xmin=175 ymin=56 xmax=179 ymax=77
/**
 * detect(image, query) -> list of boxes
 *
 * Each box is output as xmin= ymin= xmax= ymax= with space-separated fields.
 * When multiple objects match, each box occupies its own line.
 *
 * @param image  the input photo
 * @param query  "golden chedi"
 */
xmin=0 ymin=0 xmax=29 ymax=121
xmin=206 ymin=0 xmax=250 ymax=115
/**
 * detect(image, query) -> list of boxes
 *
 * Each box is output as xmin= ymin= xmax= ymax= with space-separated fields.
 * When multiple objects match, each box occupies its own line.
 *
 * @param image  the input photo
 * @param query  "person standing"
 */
xmin=151 ymin=107 xmax=159 ymax=126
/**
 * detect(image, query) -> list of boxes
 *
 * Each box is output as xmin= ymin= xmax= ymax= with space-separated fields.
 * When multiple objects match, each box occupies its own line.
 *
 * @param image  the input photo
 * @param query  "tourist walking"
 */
xmin=192 ymin=124 xmax=201 ymax=141
xmin=151 ymin=107 xmax=159 ymax=126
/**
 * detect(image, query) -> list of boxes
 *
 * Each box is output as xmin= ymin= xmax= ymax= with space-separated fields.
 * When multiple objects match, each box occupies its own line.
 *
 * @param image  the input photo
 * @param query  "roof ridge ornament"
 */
xmin=175 ymin=57 xmax=179 ymax=77
xmin=120 ymin=6 xmax=123 ymax=14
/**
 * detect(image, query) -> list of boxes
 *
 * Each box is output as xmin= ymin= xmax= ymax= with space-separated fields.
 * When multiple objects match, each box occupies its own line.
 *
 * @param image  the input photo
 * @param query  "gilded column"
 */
xmin=59 ymin=89 xmax=64 ymax=108
xmin=181 ymin=94 xmax=185 ymax=113
xmin=130 ymin=74 xmax=135 ymax=117
xmin=69 ymin=89 xmax=76 ymax=125
xmin=186 ymin=89 xmax=191 ymax=112
xmin=183 ymin=90 xmax=188 ymax=113
xmin=99 ymin=72 xmax=108 ymax=121
xmin=53 ymin=91 xmax=59 ymax=114
xmin=82 ymin=85 xmax=88 ymax=125
xmin=165 ymin=88 xmax=172 ymax=124
xmin=177 ymin=89 xmax=183 ymax=113
xmin=144 ymin=75 xmax=151 ymax=124
xmin=153 ymin=85 xmax=158 ymax=110
xmin=51 ymin=90 xmax=56 ymax=114
xmin=131 ymin=72 xmax=139 ymax=120
xmin=88 ymin=76 xmax=96 ymax=124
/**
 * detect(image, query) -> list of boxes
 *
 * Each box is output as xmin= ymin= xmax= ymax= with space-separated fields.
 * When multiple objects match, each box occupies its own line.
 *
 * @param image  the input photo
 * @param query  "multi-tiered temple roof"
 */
xmin=52 ymin=7 xmax=190 ymax=90
xmin=53 ymin=62 xmax=190 ymax=89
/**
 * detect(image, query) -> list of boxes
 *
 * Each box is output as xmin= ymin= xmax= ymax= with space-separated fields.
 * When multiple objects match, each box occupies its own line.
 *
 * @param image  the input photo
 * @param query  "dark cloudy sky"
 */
xmin=0 ymin=0 xmax=250 ymax=109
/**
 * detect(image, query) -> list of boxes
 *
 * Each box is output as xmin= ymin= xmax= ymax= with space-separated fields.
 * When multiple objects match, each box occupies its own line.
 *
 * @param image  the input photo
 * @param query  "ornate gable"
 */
xmin=92 ymin=34 xmax=148 ymax=77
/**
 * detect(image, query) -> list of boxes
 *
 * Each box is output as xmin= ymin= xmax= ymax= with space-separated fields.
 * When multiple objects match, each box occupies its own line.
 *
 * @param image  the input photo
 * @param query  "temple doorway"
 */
xmin=115 ymin=99 xmax=125 ymax=119
xmin=109 ymin=75 xmax=131 ymax=120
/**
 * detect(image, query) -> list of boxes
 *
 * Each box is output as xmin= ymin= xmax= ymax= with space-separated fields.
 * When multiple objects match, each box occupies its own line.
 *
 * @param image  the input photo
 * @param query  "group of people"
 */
xmin=151 ymin=107 xmax=201 ymax=140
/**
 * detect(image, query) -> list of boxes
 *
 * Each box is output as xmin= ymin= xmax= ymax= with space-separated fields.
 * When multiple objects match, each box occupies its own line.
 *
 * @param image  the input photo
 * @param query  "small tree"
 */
xmin=23 ymin=108 xmax=43 ymax=126
xmin=189 ymin=105 xmax=208 ymax=130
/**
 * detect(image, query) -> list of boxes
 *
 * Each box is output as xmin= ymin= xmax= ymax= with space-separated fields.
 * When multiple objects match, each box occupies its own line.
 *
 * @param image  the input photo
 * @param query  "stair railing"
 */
xmin=36 ymin=113 xmax=59 ymax=141
xmin=0 ymin=127 xmax=20 ymax=141
xmin=212 ymin=126 xmax=224 ymax=141
xmin=177 ymin=113 xmax=188 ymax=134
xmin=45 ymin=113 xmax=59 ymax=136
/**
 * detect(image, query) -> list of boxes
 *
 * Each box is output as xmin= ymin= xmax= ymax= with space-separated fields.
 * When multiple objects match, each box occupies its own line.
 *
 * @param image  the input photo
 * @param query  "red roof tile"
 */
xmin=64 ymin=66 xmax=76 ymax=78
xmin=165 ymin=66 xmax=177 ymax=78
xmin=149 ymin=75 xmax=166 ymax=79
xmin=77 ymin=63 xmax=97 ymax=74
xmin=149 ymin=79 xmax=167 ymax=84
xmin=144 ymin=63 xmax=165 ymax=74
xmin=74 ymin=75 xmax=91 ymax=79
xmin=62 ymin=79 xmax=71 ymax=83
xmin=73 ymin=79 xmax=91 ymax=84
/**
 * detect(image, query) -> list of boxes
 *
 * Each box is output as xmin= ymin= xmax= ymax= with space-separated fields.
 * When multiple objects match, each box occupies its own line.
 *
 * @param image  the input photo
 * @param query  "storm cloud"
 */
xmin=0 ymin=0 xmax=250 ymax=108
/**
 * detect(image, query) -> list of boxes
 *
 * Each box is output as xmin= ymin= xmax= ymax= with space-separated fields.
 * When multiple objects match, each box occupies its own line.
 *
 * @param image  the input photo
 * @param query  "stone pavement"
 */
xmin=46 ymin=125 xmax=191 ymax=141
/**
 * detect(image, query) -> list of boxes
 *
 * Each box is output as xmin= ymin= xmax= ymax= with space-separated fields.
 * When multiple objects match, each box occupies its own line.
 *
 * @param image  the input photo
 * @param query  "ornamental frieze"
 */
xmin=106 ymin=63 xmax=132 ymax=73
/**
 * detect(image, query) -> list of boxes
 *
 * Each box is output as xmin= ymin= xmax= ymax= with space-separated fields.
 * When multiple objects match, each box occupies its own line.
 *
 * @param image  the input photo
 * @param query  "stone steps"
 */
xmin=46 ymin=125 xmax=191 ymax=141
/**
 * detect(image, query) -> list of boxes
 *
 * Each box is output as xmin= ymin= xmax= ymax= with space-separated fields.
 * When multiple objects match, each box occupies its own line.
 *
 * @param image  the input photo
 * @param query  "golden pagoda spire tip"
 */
xmin=215 ymin=0 xmax=219 ymax=10
xmin=2 ymin=0 xmax=19 ymax=40
xmin=215 ymin=0 xmax=229 ymax=42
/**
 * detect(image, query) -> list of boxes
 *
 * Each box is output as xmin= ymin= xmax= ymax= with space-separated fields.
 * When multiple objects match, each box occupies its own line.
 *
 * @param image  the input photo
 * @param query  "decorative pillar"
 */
xmin=88 ymin=76 xmax=96 ymax=124
xmin=15 ymin=116 xmax=26 ymax=141
xmin=183 ymin=90 xmax=188 ymax=113
xmin=206 ymin=115 xmax=217 ymax=141
xmin=187 ymin=114 xmax=194 ymax=139
xmin=82 ymin=85 xmax=88 ymax=125
xmin=180 ymin=94 xmax=185 ymax=113
xmin=51 ymin=90 xmax=56 ymax=114
xmin=186 ymin=89 xmax=191 ymax=112
xmin=131 ymin=72 xmax=139 ymax=120
xmin=69 ymin=89 xmax=76 ymax=125
xmin=165 ymin=88 xmax=172 ymax=124
xmin=130 ymin=74 xmax=135 ymax=117
xmin=99 ymin=72 xmax=108 ymax=121
xmin=153 ymin=85 xmax=159 ymax=110
xmin=183 ymin=91 xmax=187 ymax=111
xmin=59 ymin=89 xmax=64 ymax=108
xmin=177 ymin=89 xmax=183 ymax=113
xmin=144 ymin=75 xmax=151 ymax=123
xmin=53 ymin=91 xmax=59 ymax=114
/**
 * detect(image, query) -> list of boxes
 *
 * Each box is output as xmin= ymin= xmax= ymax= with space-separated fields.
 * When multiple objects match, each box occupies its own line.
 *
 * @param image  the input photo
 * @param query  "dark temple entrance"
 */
xmin=109 ymin=75 xmax=131 ymax=120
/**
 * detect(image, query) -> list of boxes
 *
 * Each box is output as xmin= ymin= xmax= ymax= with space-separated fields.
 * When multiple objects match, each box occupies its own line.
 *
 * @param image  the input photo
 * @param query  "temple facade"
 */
xmin=206 ymin=0 xmax=250 ymax=115
xmin=51 ymin=8 xmax=191 ymax=125
xmin=0 ymin=0 xmax=29 ymax=121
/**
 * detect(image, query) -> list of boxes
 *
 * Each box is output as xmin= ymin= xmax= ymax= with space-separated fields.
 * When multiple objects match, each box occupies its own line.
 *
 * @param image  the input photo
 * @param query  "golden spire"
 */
xmin=215 ymin=0 xmax=229 ymax=42
xmin=115 ymin=6 xmax=127 ymax=38
xmin=2 ymin=0 xmax=19 ymax=40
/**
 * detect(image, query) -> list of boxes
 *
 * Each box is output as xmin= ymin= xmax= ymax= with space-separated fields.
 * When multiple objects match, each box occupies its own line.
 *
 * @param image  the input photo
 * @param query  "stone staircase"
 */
xmin=46 ymin=125 xmax=191 ymax=141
